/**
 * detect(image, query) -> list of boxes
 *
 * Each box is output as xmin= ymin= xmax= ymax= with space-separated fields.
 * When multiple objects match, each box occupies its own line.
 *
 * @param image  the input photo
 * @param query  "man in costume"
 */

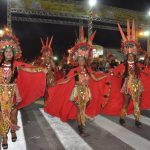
xmin=45 ymin=27 xmax=111 ymax=136
xmin=0 ymin=27 xmax=46 ymax=149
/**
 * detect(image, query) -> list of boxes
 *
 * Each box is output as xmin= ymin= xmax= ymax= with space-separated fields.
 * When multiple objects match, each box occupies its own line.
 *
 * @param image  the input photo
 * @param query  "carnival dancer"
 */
xmin=102 ymin=20 xmax=150 ymax=128
xmin=119 ymin=53 xmax=143 ymax=127
xmin=33 ymin=37 xmax=58 ymax=99
xmin=45 ymin=27 xmax=111 ymax=136
xmin=0 ymin=27 xmax=46 ymax=149
xmin=117 ymin=20 xmax=145 ymax=127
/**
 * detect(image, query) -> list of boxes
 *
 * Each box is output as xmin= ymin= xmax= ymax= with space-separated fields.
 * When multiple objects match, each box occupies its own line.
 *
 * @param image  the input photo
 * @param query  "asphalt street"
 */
xmin=1 ymin=100 xmax=150 ymax=150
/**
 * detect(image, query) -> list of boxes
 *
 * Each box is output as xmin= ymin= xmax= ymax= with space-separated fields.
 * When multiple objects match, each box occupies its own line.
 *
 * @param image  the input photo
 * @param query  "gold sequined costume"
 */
xmin=120 ymin=62 xmax=143 ymax=121
xmin=70 ymin=69 xmax=92 ymax=127
xmin=0 ymin=64 xmax=21 ymax=138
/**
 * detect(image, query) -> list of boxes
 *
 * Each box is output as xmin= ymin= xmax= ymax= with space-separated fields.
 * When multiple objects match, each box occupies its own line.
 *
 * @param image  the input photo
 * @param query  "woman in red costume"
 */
xmin=0 ymin=27 xmax=46 ymax=149
xmin=33 ymin=37 xmax=60 ymax=99
xmin=119 ymin=53 xmax=143 ymax=127
xmin=103 ymin=20 xmax=150 ymax=128
xmin=45 ymin=27 xmax=111 ymax=136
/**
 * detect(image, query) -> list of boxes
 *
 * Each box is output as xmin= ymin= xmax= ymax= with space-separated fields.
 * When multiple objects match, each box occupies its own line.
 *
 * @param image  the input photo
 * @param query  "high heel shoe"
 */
xmin=78 ymin=125 xmax=89 ymax=137
xmin=11 ymin=131 xmax=17 ymax=142
xmin=119 ymin=118 xmax=126 ymax=126
xmin=135 ymin=120 xmax=142 ymax=128
xmin=2 ymin=137 xmax=8 ymax=149
xmin=2 ymin=143 xmax=8 ymax=149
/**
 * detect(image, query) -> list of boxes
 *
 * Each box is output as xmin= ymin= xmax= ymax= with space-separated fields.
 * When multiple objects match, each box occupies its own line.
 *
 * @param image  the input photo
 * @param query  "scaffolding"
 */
xmin=7 ymin=0 xmax=12 ymax=28
xmin=7 ymin=0 xmax=150 ymax=30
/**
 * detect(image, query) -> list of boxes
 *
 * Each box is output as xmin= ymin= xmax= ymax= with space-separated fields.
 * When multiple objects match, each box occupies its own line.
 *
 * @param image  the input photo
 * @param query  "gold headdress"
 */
xmin=0 ymin=27 xmax=22 ymax=59
xmin=68 ymin=27 xmax=96 ymax=65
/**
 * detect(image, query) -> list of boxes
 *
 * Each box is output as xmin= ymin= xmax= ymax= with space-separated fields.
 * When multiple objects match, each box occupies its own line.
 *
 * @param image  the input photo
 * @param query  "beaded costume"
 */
xmin=0 ymin=27 xmax=22 ymax=139
xmin=45 ymin=27 xmax=110 ymax=135
xmin=117 ymin=20 xmax=144 ymax=122
xmin=0 ymin=27 xmax=46 ymax=149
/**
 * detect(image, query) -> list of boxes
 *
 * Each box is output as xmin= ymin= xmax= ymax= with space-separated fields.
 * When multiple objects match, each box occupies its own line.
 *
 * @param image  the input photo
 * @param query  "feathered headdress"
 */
xmin=118 ymin=20 xmax=141 ymax=55
xmin=40 ymin=36 xmax=53 ymax=56
xmin=68 ymin=27 xmax=96 ymax=65
xmin=0 ymin=27 xmax=22 ymax=59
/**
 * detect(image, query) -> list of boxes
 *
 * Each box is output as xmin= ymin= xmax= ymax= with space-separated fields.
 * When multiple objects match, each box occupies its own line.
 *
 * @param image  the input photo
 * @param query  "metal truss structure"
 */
xmin=7 ymin=0 xmax=12 ymax=28
xmin=12 ymin=16 xmax=123 ymax=31
xmin=7 ymin=0 xmax=150 ymax=30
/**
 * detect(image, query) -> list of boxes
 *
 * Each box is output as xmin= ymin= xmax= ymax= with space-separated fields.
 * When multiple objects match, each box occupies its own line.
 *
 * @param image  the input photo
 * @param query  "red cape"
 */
xmin=45 ymin=64 xmax=150 ymax=121
xmin=102 ymin=64 xmax=150 ymax=115
xmin=44 ymin=67 xmax=110 ymax=122
xmin=13 ymin=61 xmax=46 ymax=109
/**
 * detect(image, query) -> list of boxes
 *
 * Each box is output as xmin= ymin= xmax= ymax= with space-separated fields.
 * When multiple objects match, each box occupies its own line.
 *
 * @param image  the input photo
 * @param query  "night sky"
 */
xmin=0 ymin=0 xmax=150 ymax=61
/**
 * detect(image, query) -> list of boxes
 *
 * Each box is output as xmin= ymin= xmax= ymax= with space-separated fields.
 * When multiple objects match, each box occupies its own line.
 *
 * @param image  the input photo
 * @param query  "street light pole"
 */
xmin=88 ymin=9 xmax=93 ymax=40
xmin=88 ymin=0 xmax=97 ymax=40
